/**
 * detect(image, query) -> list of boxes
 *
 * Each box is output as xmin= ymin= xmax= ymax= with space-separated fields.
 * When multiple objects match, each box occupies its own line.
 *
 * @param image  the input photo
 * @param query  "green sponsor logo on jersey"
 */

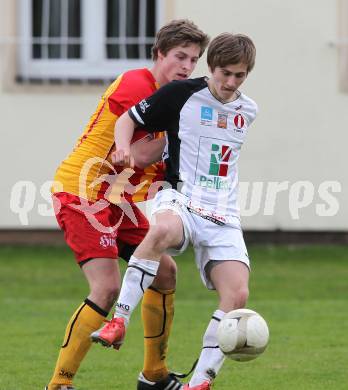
xmin=198 ymin=143 xmax=232 ymax=190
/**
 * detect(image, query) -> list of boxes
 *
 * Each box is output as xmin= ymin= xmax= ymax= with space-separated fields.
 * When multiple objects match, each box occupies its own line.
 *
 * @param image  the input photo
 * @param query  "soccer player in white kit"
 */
xmin=92 ymin=33 xmax=258 ymax=390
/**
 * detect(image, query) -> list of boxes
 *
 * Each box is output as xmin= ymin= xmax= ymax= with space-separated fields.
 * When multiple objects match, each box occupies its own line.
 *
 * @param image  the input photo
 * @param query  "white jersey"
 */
xmin=129 ymin=77 xmax=258 ymax=223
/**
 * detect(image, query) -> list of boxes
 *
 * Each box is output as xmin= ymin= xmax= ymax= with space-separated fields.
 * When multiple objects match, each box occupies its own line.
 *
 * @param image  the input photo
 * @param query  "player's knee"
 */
xmin=222 ymin=285 xmax=249 ymax=310
xmin=147 ymin=224 xmax=173 ymax=250
xmin=93 ymin=283 xmax=120 ymax=307
xmin=158 ymin=263 xmax=177 ymax=283
xmin=153 ymin=257 xmax=177 ymax=289
xmin=161 ymin=256 xmax=177 ymax=277
xmin=235 ymin=286 xmax=249 ymax=308
xmin=169 ymin=260 xmax=177 ymax=278
xmin=106 ymin=284 xmax=120 ymax=301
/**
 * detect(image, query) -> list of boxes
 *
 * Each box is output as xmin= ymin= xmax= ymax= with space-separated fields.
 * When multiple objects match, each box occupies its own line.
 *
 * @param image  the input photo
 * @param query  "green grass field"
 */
xmin=0 ymin=245 xmax=348 ymax=390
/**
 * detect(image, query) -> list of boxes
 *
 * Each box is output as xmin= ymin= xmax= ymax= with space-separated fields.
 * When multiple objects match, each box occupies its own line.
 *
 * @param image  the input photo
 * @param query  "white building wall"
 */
xmin=0 ymin=0 xmax=347 ymax=230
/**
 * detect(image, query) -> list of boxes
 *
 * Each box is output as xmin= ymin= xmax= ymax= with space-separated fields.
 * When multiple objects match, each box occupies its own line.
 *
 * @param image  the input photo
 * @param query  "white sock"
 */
xmin=189 ymin=309 xmax=226 ymax=387
xmin=114 ymin=256 xmax=159 ymax=325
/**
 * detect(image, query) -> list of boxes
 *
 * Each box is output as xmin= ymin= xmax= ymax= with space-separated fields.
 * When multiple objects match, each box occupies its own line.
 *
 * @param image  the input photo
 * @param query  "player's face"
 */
xmin=157 ymin=43 xmax=201 ymax=84
xmin=208 ymin=63 xmax=248 ymax=102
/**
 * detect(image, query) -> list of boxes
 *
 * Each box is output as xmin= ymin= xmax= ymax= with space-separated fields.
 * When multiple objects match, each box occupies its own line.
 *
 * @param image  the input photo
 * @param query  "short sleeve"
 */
xmin=107 ymin=70 xmax=157 ymax=117
xmin=128 ymin=80 xmax=192 ymax=133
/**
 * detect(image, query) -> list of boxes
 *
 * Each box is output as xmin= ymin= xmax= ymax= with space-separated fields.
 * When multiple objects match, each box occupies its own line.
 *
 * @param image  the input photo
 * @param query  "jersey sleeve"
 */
xmin=242 ymin=97 xmax=259 ymax=128
xmin=128 ymin=80 xmax=189 ymax=133
xmin=108 ymin=71 xmax=156 ymax=117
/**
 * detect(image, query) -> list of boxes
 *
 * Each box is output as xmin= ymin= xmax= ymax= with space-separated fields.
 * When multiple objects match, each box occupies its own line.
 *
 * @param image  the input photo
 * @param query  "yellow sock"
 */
xmin=47 ymin=299 xmax=107 ymax=389
xmin=141 ymin=287 xmax=175 ymax=382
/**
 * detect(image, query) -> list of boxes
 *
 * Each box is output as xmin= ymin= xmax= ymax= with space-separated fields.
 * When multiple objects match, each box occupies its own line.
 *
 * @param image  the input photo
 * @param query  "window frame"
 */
xmin=17 ymin=0 xmax=164 ymax=81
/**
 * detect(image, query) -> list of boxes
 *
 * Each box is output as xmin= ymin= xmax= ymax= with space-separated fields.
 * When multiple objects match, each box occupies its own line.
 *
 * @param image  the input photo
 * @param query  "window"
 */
xmin=17 ymin=0 xmax=162 ymax=83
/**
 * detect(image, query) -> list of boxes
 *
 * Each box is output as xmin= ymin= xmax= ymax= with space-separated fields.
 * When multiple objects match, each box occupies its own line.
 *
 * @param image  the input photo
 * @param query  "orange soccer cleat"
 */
xmin=183 ymin=381 xmax=211 ymax=390
xmin=90 ymin=317 xmax=126 ymax=349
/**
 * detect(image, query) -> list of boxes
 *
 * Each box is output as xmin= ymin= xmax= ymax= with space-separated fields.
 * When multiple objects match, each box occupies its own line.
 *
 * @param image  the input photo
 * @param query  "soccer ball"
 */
xmin=217 ymin=308 xmax=269 ymax=361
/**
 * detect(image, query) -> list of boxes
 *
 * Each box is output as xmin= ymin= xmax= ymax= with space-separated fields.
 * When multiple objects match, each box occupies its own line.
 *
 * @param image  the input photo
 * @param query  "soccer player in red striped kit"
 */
xmin=46 ymin=19 xmax=209 ymax=390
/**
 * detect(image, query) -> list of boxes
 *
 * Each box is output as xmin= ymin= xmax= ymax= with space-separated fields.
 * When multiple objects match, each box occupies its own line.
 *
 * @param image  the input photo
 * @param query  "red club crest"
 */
xmin=233 ymin=114 xmax=245 ymax=129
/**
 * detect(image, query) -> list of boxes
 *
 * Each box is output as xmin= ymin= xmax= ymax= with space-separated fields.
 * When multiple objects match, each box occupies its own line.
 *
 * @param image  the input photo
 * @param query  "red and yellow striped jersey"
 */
xmin=52 ymin=68 xmax=164 ymax=203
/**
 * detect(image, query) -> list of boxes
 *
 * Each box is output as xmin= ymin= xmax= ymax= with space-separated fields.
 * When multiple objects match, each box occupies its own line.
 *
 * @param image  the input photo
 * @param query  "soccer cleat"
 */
xmin=183 ymin=381 xmax=211 ymax=390
xmin=44 ymin=386 xmax=75 ymax=390
xmin=90 ymin=317 xmax=126 ymax=349
xmin=137 ymin=372 xmax=183 ymax=390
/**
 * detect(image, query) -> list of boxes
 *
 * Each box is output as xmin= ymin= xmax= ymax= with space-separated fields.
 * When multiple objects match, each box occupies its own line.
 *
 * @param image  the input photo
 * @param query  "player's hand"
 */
xmin=111 ymin=148 xmax=135 ymax=168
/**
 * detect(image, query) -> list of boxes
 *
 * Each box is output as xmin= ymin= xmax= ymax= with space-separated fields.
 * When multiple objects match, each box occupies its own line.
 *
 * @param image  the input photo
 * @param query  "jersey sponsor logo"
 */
xmin=186 ymin=202 xmax=226 ymax=225
xmin=99 ymin=234 xmax=117 ymax=248
xmin=217 ymin=112 xmax=228 ymax=129
xmin=139 ymin=99 xmax=150 ymax=113
xmin=209 ymin=144 xmax=232 ymax=177
xmin=198 ymin=175 xmax=231 ymax=190
xmin=200 ymin=106 xmax=213 ymax=125
xmin=195 ymin=139 xmax=233 ymax=191
xmin=233 ymin=114 xmax=245 ymax=129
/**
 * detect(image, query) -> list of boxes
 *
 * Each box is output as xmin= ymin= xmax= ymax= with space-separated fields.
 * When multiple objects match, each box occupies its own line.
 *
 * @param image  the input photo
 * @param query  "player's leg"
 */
xmin=210 ymin=260 xmax=249 ymax=311
xmin=91 ymin=209 xmax=185 ymax=349
xmin=187 ymin=260 xmax=249 ymax=389
xmin=47 ymin=194 xmax=121 ymax=390
xmin=47 ymin=259 xmax=121 ymax=390
xmin=139 ymin=254 xmax=177 ymax=385
xmin=116 ymin=203 xmax=182 ymax=387
xmin=115 ymin=210 xmax=184 ymax=321
xmin=82 ymin=258 xmax=121 ymax=311
xmin=151 ymin=253 xmax=177 ymax=291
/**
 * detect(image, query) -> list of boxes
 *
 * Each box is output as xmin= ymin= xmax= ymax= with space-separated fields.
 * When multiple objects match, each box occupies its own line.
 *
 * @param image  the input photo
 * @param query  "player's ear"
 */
xmin=157 ymin=49 xmax=165 ymax=61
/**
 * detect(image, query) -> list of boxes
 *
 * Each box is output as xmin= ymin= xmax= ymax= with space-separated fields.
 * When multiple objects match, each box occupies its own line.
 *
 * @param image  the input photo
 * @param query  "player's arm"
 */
xmin=114 ymin=80 xmax=190 ymax=166
xmin=130 ymin=136 xmax=166 ymax=169
xmin=113 ymin=113 xmax=165 ymax=168
xmin=128 ymin=81 xmax=185 ymax=132
xmin=112 ymin=112 xmax=136 ymax=167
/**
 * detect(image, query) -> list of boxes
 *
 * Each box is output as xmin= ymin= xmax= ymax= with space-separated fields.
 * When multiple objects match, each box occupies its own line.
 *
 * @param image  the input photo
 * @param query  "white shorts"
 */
xmin=151 ymin=189 xmax=250 ymax=289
